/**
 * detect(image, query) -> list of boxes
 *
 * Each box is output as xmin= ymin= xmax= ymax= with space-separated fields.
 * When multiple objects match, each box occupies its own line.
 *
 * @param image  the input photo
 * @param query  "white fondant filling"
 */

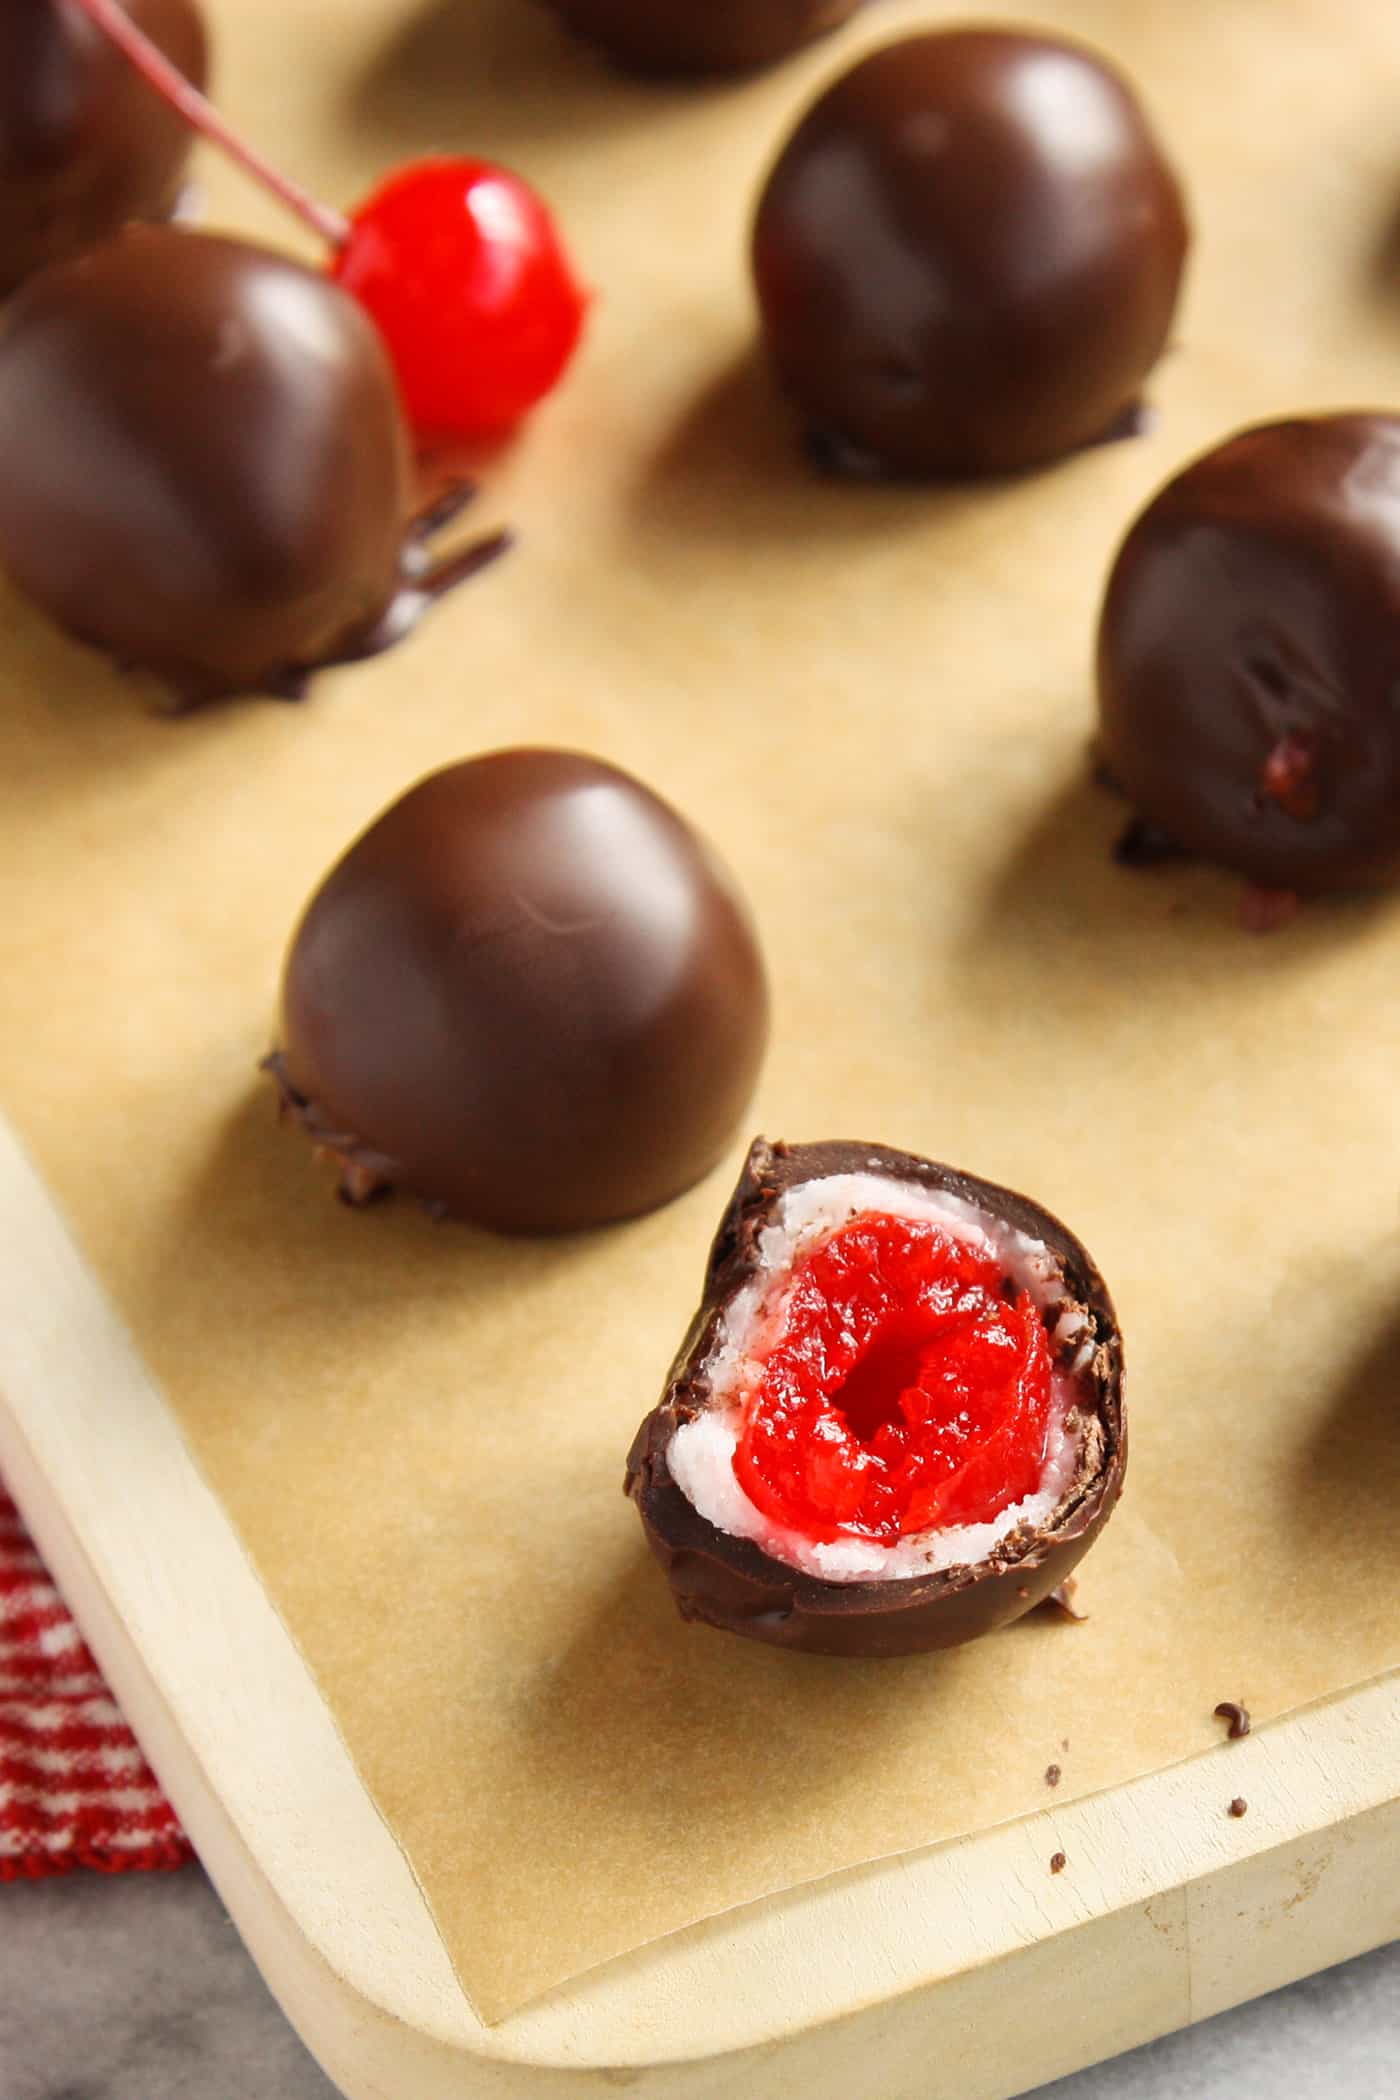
xmin=666 ymin=1172 xmax=1089 ymax=1585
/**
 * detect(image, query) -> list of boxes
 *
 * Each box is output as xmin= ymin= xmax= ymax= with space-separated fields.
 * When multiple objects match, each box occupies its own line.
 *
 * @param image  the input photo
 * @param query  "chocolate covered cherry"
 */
xmin=0 ymin=225 xmax=501 ymax=706
xmin=1099 ymin=415 xmax=1400 ymax=892
xmin=265 ymin=751 xmax=770 ymax=1235
xmin=628 ymin=1140 xmax=1124 ymax=1656
xmin=752 ymin=28 xmax=1188 ymax=478
xmin=0 ymin=0 xmax=207 ymax=299
xmin=543 ymin=0 xmax=864 ymax=75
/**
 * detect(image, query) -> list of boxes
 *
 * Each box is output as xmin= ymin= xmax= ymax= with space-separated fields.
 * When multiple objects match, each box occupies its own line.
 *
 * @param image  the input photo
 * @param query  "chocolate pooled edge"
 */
xmin=166 ymin=483 xmax=513 ymax=712
xmin=626 ymin=1138 xmax=1126 ymax=1657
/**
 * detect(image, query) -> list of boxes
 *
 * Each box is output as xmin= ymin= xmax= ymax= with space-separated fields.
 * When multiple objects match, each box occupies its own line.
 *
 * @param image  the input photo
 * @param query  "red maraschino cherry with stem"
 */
xmin=66 ymin=0 xmax=588 ymax=447
xmin=331 ymin=160 xmax=588 ymax=443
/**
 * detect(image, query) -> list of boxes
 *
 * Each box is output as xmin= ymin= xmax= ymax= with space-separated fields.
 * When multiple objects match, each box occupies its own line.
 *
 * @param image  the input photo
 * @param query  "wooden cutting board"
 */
xmin=4 ymin=0 xmax=1400 ymax=2092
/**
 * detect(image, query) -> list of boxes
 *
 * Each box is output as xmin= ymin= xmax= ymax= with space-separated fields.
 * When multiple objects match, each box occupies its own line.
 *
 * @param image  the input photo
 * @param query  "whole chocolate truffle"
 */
xmin=752 ymin=29 xmax=1188 ymax=478
xmin=1 ymin=0 xmax=208 ymax=299
xmin=1099 ymin=415 xmax=1400 ymax=892
xmin=265 ymin=751 xmax=770 ymax=1235
xmin=543 ymin=0 xmax=863 ymax=75
xmin=0 ymin=224 xmax=484 ymax=706
xmin=628 ymin=1139 xmax=1124 ymax=1657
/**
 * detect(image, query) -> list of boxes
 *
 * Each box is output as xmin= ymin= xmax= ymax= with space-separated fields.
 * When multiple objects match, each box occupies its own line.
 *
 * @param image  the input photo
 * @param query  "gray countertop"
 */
xmin=2 ymin=1870 xmax=1397 ymax=2100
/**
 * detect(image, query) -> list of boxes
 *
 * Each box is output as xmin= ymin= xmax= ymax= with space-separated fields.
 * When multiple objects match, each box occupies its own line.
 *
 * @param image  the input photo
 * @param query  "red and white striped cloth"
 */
xmin=0 ymin=1478 xmax=190 ymax=1879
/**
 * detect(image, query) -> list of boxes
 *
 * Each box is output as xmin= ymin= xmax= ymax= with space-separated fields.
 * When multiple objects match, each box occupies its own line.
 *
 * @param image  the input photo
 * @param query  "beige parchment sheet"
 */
xmin=4 ymin=0 xmax=1400 ymax=2026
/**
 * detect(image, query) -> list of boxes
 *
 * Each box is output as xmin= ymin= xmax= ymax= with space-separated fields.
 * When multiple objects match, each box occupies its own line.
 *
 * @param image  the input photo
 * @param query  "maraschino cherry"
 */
xmin=68 ymin=0 xmax=587 ymax=445
xmin=332 ymin=160 xmax=586 ymax=442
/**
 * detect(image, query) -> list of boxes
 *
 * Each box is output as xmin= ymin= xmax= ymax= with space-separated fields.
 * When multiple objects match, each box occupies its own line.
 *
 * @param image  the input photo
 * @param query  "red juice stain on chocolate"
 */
xmin=752 ymin=28 xmax=1188 ymax=479
xmin=1098 ymin=415 xmax=1400 ymax=892
xmin=734 ymin=1216 xmax=1055 ymax=1543
xmin=0 ymin=0 xmax=207 ymax=299
xmin=265 ymin=750 xmax=769 ymax=1235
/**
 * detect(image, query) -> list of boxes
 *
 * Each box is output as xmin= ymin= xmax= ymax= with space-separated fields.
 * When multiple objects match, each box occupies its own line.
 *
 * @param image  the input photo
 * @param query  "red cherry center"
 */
xmin=331 ymin=158 xmax=588 ymax=443
xmin=1256 ymin=732 xmax=1319 ymax=821
xmin=733 ymin=1214 xmax=1056 ymax=1546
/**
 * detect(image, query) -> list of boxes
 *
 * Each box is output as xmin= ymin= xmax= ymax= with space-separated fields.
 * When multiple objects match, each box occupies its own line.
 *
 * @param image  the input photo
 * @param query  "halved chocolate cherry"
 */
xmin=627 ymin=1139 xmax=1125 ymax=1657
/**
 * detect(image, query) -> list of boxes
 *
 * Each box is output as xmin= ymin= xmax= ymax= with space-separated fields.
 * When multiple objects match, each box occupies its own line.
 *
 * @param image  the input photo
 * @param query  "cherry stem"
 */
xmin=68 ymin=0 xmax=351 ymax=251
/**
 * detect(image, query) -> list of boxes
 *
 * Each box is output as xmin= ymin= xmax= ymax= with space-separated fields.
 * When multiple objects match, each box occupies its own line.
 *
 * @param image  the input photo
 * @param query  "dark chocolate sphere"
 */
xmin=752 ymin=29 xmax=1188 ymax=477
xmin=269 ymin=750 xmax=770 ymax=1235
xmin=1098 ymin=415 xmax=1400 ymax=893
xmin=543 ymin=0 xmax=863 ymax=74
xmin=0 ymin=225 xmax=416 ymax=704
xmin=0 ymin=0 xmax=209 ymax=299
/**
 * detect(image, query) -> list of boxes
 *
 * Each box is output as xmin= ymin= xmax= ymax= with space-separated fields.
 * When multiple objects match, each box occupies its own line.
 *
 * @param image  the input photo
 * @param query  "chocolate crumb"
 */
xmin=1050 ymin=1851 xmax=1067 ymax=1874
xmin=1228 ymin=1798 xmax=1248 ymax=1819
xmin=1042 ymin=1577 xmax=1089 ymax=1622
xmin=1045 ymin=1764 xmax=1062 ymax=1788
xmin=1061 ymin=1737 xmax=1070 ymax=1753
xmin=1214 ymin=1701 xmax=1251 ymax=1740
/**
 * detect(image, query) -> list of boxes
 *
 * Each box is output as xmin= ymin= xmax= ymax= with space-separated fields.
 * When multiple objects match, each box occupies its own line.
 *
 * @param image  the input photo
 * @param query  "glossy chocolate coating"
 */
xmin=752 ymin=29 xmax=1188 ymax=478
xmin=1 ymin=0 xmax=208 ymax=299
xmin=543 ymin=0 xmax=863 ymax=75
xmin=268 ymin=751 xmax=770 ymax=1235
xmin=1099 ymin=415 xmax=1400 ymax=892
xmin=0 ymin=225 xmax=474 ymax=706
xmin=627 ymin=1140 xmax=1125 ymax=1657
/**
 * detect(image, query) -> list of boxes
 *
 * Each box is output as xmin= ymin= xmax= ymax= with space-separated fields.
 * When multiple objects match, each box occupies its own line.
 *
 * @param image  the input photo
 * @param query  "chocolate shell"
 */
xmin=0 ymin=0 xmax=208 ymax=299
xmin=266 ymin=749 xmax=769 ymax=1235
xmin=542 ymin=0 xmax=864 ymax=75
xmin=0 ymin=225 xmax=504 ymax=708
xmin=752 ymin=28 xmax=1188 ymax=478
xmin=1098 ymin=414 xmax=1400 ymax=892
xmin=627 ymin=1140 xmax=1125 ymax=1657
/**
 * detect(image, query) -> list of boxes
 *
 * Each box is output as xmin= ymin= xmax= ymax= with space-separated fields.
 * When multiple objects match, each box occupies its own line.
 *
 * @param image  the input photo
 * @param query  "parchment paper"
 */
xmin=4 ymin=0 xmax=1400 ymax=2026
